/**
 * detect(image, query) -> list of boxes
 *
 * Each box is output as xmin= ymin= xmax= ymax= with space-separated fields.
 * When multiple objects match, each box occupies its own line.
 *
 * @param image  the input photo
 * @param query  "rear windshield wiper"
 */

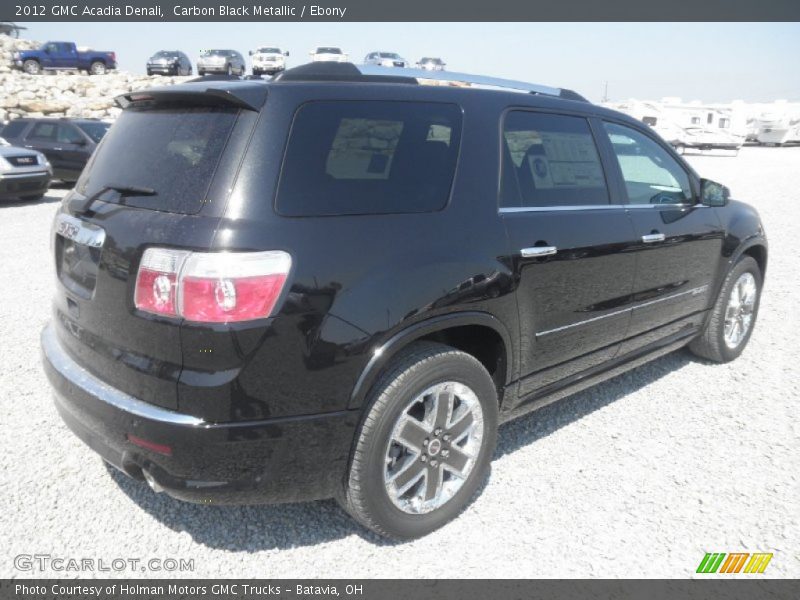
xmin=105 ymin=183 xmax=157 ymax=196
xmin=73 ymin=183 xmax=156 ymax=214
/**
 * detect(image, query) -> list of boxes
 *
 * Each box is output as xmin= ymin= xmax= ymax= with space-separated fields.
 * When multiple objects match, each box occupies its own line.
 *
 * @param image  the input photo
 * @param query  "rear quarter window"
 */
xmin=1 ymin=120 xmax=27 ymax=139
xmin=76 ymin=106 xmax=238 ymax=214
xmin=275 ymin=101 xmax=462 ymax=216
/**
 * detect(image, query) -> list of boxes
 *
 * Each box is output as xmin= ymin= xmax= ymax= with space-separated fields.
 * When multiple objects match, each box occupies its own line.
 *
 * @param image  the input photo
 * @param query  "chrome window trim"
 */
xmin=41 ymin=324 xmax=205 ymax=426
xmin=536 ymin=285 xmax=709 ymax=336
xmin=499 ymin=203 xmax=702 ymax=213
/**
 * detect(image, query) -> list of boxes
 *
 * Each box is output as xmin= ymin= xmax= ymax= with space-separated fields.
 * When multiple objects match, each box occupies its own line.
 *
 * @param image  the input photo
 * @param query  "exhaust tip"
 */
xmin=143 ymin=470 xmax=165 ymax=494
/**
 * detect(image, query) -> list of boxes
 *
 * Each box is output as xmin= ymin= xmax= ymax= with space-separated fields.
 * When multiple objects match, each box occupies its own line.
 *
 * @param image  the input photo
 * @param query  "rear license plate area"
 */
xmin=54 ymin=214 xmax=106 ymax=299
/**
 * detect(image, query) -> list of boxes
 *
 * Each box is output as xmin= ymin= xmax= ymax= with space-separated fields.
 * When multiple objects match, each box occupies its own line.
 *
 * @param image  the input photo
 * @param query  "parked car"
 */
xmin=197 ymin=49 xmax=246 ymax=76
xmin=249 ymin=46 xmax=289 ymax=76
xmin=146 ymin=50 xmax=192 ymax=76
xmin=0 ymin=135 xmax=51 ymax=202
xmin=364 ymin=52 xmax=408 ymax=68
xmin=310 ymin=47 xmax=347 ymax=62
xmin=417 ymin=57 xmax=446 ymax=71
xmin=12 ymin=41 xmax=117 ymax=75
xmin=2 ymin=118 xmax=110 ymax=182
xmin=42 ymin=63 xmax=767 ymax=540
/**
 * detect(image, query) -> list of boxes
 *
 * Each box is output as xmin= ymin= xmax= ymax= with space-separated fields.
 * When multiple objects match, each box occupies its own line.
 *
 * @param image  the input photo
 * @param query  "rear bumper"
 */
xmin=41 ymin=323 xmax=358 ymax=504
xmin=0 ymin=171 xmax=50 ymax=199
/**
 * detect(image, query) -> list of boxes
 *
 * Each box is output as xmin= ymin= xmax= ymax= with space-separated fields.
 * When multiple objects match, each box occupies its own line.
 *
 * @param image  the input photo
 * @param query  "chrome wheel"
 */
xmin=384 ymin=381 xmax=484 ymax=514
xmin=724 ymin=272 xmax=757 ymax=349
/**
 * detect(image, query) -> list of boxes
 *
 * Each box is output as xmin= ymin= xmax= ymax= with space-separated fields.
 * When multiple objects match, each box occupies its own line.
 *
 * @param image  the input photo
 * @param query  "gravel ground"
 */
xmin=1 ymin=147 xmax=798 ymax=579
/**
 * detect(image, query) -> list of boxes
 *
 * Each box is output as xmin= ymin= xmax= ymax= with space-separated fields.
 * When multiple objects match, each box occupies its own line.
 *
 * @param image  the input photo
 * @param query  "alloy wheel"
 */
xmin=383 ymin=381 xmax=484 ymax=514
xmin=723 ymin=272 xmax=757 ymax=349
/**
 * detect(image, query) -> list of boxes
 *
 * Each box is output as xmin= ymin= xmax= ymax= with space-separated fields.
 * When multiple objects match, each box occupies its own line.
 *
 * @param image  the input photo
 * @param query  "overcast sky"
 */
xmin=18 ymin=22 xmax=800 ymax=103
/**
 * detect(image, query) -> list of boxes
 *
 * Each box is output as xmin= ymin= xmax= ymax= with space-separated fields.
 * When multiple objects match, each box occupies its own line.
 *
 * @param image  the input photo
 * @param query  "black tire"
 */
xmin=689 ymin=256 xmax=762 ymax=363
xmin=146 ymin=69 xmax=152 ymax=76
xmin=225 ymin=63 xmax=232 ymax=76
xmin=23 ymin=59 xmax=41 ymax=75
xmin=198 ymin=70 xmax=205 ymax=76
xmin=20 ymin=194 xmax=44 ymax=202
xmin=339 ymin=341 xmax=498 ymax=540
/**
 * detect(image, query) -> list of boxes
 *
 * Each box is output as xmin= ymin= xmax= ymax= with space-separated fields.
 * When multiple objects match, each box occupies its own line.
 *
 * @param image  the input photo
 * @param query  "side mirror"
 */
xmin=248 ymin=50 xmax=253 ymax=56
xmin=700 ymin=178 xmax=730 ymax=207
xmin=284 ymin=51 xmax=290 ymax=56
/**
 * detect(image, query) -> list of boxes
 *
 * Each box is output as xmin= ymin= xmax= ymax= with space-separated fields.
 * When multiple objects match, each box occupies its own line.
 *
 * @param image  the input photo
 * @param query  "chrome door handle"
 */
xmin=641 ymin=233 xmax=666 ymax=243
xmin=521 ymin=246 xmax=557 ymax=258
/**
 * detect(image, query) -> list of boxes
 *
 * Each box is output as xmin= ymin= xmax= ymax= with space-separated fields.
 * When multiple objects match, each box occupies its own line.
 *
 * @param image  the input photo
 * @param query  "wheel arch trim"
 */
xmin=347 ymin=311 xmax=515 ymax=410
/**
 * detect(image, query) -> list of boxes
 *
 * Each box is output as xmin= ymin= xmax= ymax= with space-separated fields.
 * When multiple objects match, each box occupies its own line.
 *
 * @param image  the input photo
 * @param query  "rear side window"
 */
xmin=276 ymin=101 xmax=462 ymax=216
xmin=76 ymin=106 xmax=238 ymax=214
xmin=1 ymin=120 xmax=27 ymax=139
xmin=501 ymin=111 xmax=609 ymax=208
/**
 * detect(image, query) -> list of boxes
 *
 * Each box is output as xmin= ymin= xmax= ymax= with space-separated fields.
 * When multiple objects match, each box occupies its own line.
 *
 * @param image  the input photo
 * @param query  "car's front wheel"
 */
xmin=340 ymin=342 xmax=498 ymax=539
xmin=690 ymin=255 xmax=762 ymax=362
xmin=23 ymin=59 xmax=41 ymax=74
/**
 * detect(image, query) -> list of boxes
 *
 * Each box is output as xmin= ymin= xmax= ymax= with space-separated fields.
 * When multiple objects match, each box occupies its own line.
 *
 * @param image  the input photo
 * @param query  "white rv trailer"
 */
xmin=604 ymin=98 xmax=744 ymax=153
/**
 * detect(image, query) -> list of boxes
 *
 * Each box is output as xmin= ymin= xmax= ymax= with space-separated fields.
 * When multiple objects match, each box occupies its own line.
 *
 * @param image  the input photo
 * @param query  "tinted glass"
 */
xmin=603 ymin=122 xmax=692 ymax=205
xmin=76 ymin=121 xmax=110 ymax=143
xmin=1 ymin=120 xmax=27 ymax=139
xmin=258 ymin=48 xmax=281 ymax=54
xmin=56 ymin=124 xmax=84 ymax=144
xmin=154 ymin=51 xmax=178 ymax=58
xmin=317 ymin=48 xmax=341 ymax=54
xmin=76 ymin=106 xmax=238 ymax=214
xmin=276 ymin=101 xmax=462 ymax=216
xmin=501 ymin=111 xmax=609 ymax=208
xmin=29 ymin=122 xmax=58 ymax=141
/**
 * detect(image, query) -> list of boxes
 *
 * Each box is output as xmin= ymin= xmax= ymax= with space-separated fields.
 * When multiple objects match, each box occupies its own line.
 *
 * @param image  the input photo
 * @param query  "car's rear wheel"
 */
xmin=689 ymin=255 xmax=762 ymax=363
xmin=89 ymin=61 xmax=107 ymax=75
xmin=23 ymin=59 xmax=41 ymax=75
xmin=339 ymin=342 xmax=498 ymax=539
xmin=225 ymin=63 xmax=232 ymax=76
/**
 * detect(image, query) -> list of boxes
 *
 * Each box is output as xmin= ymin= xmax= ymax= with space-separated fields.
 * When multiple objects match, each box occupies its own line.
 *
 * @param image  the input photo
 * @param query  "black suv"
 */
xmin=2 ymin=117 xmax=110 ymax=182
xmin=41 ymin=63 xmax=767 ymax=539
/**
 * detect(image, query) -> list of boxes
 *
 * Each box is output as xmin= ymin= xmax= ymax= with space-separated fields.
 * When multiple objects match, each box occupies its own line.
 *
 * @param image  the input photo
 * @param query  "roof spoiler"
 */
xmin=114 ymin=85 xmax=267 ymax=111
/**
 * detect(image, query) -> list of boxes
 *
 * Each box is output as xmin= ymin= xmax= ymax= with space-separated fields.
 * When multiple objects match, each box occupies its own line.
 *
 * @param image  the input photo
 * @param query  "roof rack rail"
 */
xmin=274 ymin=63 xmax=587 ymax=102
xmin=357 ymin=64 xmax=587 ymax=102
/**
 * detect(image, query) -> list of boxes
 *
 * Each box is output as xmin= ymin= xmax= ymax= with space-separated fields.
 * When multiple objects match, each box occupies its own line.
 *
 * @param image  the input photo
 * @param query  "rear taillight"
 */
xmin=134 ymin=248 xmax=291 ymax=323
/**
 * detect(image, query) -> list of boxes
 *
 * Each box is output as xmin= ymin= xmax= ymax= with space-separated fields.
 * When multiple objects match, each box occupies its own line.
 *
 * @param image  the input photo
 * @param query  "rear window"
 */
xmin=276 ymin=101 xmax=462 ymax=216
xmin=76 ymin=106 xmax=237 ymax=214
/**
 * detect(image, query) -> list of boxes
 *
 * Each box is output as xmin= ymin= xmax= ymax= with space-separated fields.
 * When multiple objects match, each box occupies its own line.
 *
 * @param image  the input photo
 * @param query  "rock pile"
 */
xmin=0 ymin=34 xmax=191 ymax=123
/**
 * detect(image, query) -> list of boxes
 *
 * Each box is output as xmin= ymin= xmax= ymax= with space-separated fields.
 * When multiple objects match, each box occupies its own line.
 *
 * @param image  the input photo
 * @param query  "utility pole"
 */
xmin=602 ymin=81 xmax=609 ymax=103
